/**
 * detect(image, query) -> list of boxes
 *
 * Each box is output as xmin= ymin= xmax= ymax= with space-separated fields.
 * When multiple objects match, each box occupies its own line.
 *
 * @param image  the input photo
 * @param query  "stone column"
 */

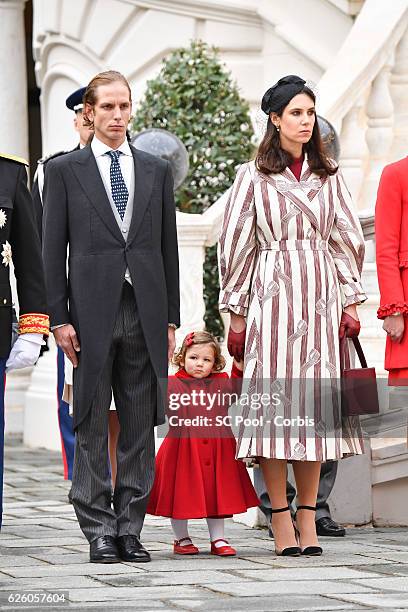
xmin=339 ymin=99 xmax=369 ymax=207
xmin=176 ymin=212 xmax=213 ymax=341
xmin=0 ymin=0 xmax=28 ymax=158
xmin=361 ymin=58 xmax=394 ymax=210
xmin=390 ymin=27 xmax=408 ymax=161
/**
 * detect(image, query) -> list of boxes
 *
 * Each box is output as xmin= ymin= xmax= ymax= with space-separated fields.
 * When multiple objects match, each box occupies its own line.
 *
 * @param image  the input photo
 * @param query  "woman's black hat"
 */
xmin=261 ymin=75 xmax=307 ymax=115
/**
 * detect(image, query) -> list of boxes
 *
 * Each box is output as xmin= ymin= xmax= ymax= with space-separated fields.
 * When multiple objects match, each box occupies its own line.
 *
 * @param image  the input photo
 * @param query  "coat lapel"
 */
xmin=259 ymin=156 xmax=328 ymax=235
xmin=70 ymin=147 xmax=125 ymax=244
xmin=126 ymin=146 xmax=155 ymax=247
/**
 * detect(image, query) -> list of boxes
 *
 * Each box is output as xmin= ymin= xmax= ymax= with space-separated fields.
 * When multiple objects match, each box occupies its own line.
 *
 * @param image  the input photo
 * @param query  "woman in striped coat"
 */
xmin=219 ymin=76 xmax=366 ymax=556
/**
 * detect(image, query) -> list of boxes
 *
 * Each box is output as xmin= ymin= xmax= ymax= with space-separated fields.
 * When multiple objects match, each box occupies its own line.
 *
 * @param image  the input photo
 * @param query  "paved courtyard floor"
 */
xmin=1 ymin=435 xmax=408 ymax=611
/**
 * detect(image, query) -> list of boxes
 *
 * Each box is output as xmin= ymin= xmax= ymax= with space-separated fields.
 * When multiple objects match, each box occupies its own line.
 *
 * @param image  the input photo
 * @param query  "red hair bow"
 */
xmin=185 ymin=332 xmax=195 ymax=347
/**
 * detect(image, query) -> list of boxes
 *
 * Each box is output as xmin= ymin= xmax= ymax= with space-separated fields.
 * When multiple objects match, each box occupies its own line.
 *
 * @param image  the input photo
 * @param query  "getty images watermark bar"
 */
xmin=156 ymin=377 xmax=408 ymax=440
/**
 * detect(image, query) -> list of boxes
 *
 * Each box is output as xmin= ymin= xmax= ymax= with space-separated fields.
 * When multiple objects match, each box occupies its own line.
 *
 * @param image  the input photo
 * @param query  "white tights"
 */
xmin=170 ymin=518 xmax=226 ymax=547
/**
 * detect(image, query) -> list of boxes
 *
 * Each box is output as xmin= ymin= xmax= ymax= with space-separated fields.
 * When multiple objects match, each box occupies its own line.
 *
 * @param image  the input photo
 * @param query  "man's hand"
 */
xmin=383 ymin=314 xmax=405 ymax=343
xmin=168 ymin=326 xmax=176 ymax=363
xmin=6 ymin=334 xmax=43 ymax=372
xmin=53 ymin=324 xmax=81 ymax=367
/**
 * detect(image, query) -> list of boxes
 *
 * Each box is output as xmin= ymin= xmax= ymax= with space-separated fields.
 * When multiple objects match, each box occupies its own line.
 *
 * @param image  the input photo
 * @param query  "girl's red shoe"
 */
xmin=173 ymin=538 xmax=199 ymax=555
xmin=210 ymin=539 xmax=236 ymax=556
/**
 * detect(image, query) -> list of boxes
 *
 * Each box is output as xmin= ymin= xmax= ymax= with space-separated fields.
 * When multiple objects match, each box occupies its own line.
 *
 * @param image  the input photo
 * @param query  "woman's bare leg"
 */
xmin=292 ymin=460 xmax=321 ymax=549
xmin=259 ymin=458 xmax=298 ymax=552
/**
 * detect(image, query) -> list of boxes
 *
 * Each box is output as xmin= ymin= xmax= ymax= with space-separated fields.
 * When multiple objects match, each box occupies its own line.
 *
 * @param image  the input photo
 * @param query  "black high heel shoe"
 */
xmin=294 ymin=505 xmax=323 ymax=556
xmin=270 ymin=506 xmax=301 ymax=557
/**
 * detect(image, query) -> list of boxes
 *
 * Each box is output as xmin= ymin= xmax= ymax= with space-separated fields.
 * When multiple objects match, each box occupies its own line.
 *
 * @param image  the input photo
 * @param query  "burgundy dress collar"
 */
xmin=288 ymin=153 xmax=304 ymax=182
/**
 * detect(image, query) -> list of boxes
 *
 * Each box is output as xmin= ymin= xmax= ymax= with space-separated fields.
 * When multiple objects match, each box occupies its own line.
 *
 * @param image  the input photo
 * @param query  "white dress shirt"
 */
xmin=91 ymin=135 xmax=133 ymax=193
xmin=92 ymin=136 xmax=135 ymax=285
xmin=51 ymin=137 xmax=135 ymax=331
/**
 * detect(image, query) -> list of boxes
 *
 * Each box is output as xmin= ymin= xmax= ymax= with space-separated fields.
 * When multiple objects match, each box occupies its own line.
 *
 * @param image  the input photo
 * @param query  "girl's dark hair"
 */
xmin=255 ymin=87 xmax=337 ymax=177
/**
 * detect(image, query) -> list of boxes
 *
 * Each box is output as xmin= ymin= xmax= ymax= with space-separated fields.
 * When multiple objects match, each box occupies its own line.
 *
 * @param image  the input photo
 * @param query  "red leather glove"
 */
xmin=227 ymin=327 xmax=246 ymax=361
xmin=339 ymin=312 xmax=361 ymax=339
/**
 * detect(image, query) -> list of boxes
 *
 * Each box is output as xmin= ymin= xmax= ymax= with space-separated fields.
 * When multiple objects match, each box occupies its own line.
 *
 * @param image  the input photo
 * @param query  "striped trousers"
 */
xmin=71 ymin=283 xmax=156 ymax=542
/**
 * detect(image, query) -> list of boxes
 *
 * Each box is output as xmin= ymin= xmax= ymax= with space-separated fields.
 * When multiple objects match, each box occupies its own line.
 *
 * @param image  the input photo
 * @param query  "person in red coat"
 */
xmin=147 ymin=330 xmax=259 ymax=556
xmin=375 ymin=156 xmax=408 ymax=384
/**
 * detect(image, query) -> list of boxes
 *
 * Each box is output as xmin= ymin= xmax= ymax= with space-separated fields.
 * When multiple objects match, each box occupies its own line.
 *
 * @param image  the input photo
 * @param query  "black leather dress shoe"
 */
xmin=117 ymin=535 xmax=151 ymax=562
xmin=316 ymin=517 xmax=346 ymax=537
xmin=90 ymin=535 xmax=120 ymax=563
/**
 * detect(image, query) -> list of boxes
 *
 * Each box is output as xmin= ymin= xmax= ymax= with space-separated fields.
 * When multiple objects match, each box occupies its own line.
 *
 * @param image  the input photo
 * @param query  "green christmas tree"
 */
xmin=132 ymin=40 xmax=254 ymax=338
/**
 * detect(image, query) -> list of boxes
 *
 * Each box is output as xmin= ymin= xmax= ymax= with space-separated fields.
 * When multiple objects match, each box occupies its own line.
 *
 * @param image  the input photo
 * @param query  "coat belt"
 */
xmin=259 ymin=239 xmax=328 ymax=252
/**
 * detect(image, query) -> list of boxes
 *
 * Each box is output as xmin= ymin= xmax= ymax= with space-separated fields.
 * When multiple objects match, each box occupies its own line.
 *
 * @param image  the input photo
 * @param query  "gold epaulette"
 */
xmin=0 ymin=153 xmax=29 ymax=166
xmin=19 ymin=313 xmax=50 ymax=336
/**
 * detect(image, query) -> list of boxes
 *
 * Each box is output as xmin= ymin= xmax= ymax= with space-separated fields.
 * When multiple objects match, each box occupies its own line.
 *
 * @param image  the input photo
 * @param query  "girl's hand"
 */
xmin=233 ymin=359 xmax=244 ymax=371
xmin=383 ymin=314 xmax=405 ymax=343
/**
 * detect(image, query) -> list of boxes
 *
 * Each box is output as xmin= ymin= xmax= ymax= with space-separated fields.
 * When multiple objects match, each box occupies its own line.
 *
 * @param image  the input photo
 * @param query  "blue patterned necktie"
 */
xmin=106 ymin=150 xmax=129 ymax=220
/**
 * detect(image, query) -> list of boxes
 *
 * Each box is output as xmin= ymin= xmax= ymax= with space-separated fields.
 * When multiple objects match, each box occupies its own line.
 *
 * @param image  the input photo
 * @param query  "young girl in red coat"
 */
xmin=147 ymin=330 xmax=259 ymax=556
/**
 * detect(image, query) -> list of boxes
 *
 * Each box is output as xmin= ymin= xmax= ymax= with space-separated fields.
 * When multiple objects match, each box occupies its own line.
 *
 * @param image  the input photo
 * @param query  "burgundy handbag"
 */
xmin=340 ymin=337 xmax=379 ymax=416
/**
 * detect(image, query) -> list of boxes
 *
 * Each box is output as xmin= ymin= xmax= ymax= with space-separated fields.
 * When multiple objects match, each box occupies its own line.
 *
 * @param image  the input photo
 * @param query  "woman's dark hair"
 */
xmin=255 ymin=86 xmax=337 ymax=177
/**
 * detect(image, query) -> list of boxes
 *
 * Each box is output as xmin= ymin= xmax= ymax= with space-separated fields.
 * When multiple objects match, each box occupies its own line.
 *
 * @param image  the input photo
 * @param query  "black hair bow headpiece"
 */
xmin=261 ymin=75 xmax=307 ymax=115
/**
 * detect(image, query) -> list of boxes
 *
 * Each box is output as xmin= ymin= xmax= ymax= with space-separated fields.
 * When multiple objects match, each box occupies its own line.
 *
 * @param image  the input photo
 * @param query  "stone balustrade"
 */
xmin=317 ymin=0 xmax=408 ymax=209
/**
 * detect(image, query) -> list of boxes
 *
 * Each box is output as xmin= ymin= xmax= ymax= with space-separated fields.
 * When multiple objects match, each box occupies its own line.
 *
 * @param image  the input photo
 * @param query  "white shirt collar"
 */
xmin=91 ymin=135 xmax=132 ymax=158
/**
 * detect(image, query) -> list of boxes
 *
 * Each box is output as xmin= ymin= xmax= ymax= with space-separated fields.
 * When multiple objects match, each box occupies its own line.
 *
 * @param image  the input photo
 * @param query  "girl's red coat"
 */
xmin=147 ymin=367 xmax=259 ymax=519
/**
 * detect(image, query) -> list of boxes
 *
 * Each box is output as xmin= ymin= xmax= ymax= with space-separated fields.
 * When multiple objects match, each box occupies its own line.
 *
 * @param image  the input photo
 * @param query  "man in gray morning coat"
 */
xmin=42 ymin=70 xmax=179 ymax=563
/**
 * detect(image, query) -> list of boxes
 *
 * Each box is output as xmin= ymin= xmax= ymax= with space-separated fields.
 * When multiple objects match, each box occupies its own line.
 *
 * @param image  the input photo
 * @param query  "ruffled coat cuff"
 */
xmin=343 ymin=293 xmax=367 ymax=308
xmin=219 ymin=290 xmax=249 ymax=317
xmin=377 ymin=303 xmax=408 ymax=319
xmin=340 ymin=278 xmax=367 ymax=308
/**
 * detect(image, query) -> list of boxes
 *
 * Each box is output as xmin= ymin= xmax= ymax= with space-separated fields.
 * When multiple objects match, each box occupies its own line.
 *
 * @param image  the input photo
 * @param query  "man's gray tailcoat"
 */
xmin=42 ymin=145 xmax=179 ymax=429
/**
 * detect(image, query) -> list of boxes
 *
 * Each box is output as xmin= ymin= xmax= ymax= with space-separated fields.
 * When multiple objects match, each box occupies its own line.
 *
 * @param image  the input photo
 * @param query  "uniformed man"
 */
xmin=32 ymin=87 xmax=90 ymax=237
xmin=0 ymin=153 xmax=49 ymax=529
xmin=32 ymin=86 xmax=91 ymax=481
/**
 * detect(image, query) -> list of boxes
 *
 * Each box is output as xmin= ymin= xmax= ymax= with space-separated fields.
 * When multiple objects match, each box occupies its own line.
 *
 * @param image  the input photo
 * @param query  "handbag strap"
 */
xmin=352 ymin=337 xmax=367 ymax=368
xmin=340 ymin=336 xmax=368 ymax=372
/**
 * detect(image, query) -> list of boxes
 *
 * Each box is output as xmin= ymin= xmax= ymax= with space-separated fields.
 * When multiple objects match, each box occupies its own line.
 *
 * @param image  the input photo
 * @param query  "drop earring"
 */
xmin=276 ymin=125 xmax=280 ymax=132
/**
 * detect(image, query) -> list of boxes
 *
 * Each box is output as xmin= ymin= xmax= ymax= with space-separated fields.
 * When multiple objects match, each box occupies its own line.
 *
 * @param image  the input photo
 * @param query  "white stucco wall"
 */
xmin=32 ymin=0 xmax=355 ymax=155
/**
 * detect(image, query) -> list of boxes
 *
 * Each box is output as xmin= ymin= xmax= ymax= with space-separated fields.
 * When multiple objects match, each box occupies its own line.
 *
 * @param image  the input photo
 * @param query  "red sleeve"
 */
xmin=231 ymin=362 xmax=243 ymax=378
xmin=227 ymin=363 xmax=243 ymax=398
xmin=375 ymin=165 xmax=408 ymax=319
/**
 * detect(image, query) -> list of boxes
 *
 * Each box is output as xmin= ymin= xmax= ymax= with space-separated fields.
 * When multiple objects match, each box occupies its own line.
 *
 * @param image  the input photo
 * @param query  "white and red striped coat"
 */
xmin=219 ymin=157 xmax=366 ymax=461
